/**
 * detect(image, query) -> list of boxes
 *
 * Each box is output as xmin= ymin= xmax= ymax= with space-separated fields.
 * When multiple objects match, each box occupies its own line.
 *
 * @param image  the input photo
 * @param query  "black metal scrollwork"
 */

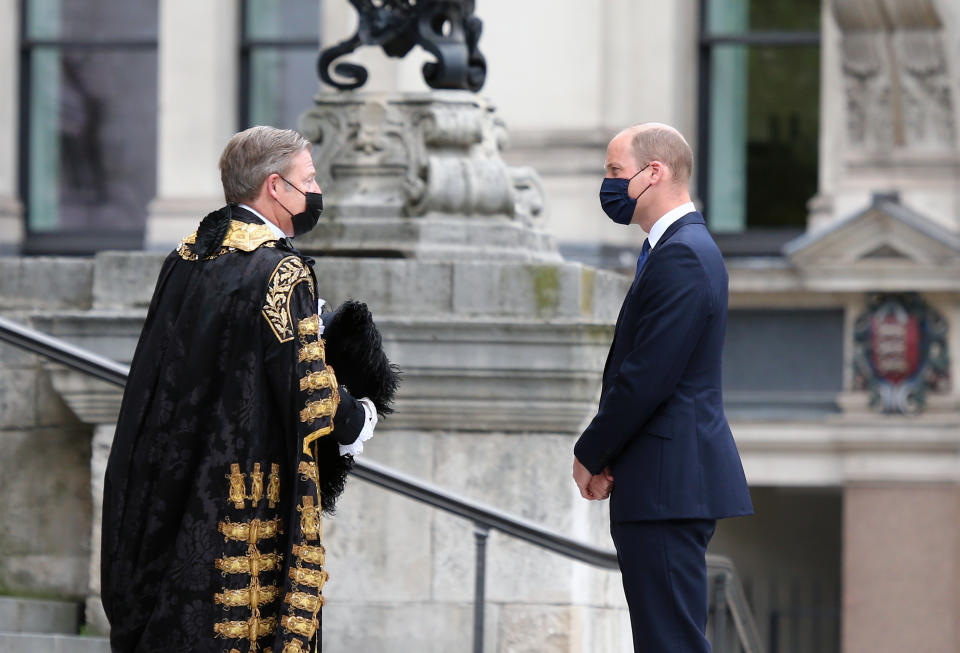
xmin=318 ymin=0 xmax=487 ymax=92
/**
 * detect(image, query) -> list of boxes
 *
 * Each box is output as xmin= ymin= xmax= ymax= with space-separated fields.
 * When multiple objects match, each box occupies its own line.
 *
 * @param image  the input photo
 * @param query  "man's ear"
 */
xmin=264 ymin=173 xmax=280 ymax=200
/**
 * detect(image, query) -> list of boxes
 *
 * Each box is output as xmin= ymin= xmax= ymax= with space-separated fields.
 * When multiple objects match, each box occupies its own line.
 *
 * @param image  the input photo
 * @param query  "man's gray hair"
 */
xmin=219 ymin=126 xmax=311 ymax=204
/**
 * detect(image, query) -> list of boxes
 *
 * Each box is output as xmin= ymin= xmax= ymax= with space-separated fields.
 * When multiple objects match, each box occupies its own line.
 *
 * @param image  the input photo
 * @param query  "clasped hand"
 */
xmin=573 ymin=457 xmax=614 ymax=500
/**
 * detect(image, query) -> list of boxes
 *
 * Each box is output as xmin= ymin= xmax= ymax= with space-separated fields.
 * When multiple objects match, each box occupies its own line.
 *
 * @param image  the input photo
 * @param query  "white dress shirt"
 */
xmin=240 ymin=204 xmax=378 ymax=456
xmin=647 ymin=201 xmax=697 ymax=250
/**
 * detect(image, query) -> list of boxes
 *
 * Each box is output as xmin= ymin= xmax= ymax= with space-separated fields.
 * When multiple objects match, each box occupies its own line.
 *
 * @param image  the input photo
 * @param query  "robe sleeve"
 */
xmin=259 ymin=253 xmax=357 ymax=652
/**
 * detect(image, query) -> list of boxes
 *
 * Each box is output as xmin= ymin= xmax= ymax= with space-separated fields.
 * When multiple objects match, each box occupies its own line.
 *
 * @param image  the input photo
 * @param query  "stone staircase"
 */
xmin=0 ymin=597 xmax=109 ymax=652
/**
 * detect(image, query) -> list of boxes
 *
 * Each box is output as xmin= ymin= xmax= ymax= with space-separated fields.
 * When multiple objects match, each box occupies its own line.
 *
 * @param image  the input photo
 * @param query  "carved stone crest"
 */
xmin=834 ymin=0 xmax=954 ymax=151
xmin=853 ymin=293 xmax=950 ymax=414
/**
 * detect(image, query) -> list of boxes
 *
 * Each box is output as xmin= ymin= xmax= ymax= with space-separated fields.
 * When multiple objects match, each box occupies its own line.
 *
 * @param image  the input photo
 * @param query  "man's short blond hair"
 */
xmin=629 ymin=123 xmax=693 ymax=186
xmin=219 ymin=126 xmax=311 ymax=204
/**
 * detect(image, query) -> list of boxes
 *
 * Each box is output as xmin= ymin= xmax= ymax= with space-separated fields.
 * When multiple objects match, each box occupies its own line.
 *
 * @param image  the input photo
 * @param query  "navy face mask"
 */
xmin=277 ymin=175 xmax=324 ymax=237
xmin=599 ymin=164 xmax=651 ymax=225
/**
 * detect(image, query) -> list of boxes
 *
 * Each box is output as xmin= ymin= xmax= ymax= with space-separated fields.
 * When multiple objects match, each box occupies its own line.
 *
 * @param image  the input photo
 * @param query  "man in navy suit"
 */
xmin=573 ymin=123 xmax=753 ymax=652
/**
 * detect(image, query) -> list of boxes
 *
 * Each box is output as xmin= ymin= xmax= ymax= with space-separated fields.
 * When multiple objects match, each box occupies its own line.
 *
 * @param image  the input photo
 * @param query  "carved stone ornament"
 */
xmin=318 ymin=0 xmax=486 ymax=92
xmin=834 ymin=0 xmax=955 ymax=151
xmin=297 ymin=92 xmax=558 ymax=261
xmin=852 ymin=293 xmax=950 ymax=414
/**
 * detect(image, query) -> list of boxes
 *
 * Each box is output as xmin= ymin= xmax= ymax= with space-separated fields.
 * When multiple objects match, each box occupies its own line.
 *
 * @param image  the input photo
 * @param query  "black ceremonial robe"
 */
xmin=102 ymin=207 xmax=353 ymax=653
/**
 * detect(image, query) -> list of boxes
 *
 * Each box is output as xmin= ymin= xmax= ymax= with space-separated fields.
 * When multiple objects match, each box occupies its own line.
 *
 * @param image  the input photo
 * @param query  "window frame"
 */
xmin=695 ymin=0 xmax=821 ymax=253
xmin=237 ymin=0 xmax=321 ymax=131
xmin=17 ymin=0 xmax=159 ymax=254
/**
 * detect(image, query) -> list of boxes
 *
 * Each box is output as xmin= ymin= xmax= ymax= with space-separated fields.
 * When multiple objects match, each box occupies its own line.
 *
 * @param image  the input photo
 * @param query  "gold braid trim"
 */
xmin=288 ymin=566 xmax=329 ymax=590
xmin=262 ymin=257 xmax=315 ymax=344
xmin=213 ymin=615 xmax=277 ymax=640
xmin=297 ymin=340 xmax=326 ymax=363
xmin=303 ymin=424 xmax=334 ymax=456
xmin=216 ymin=551 xmax=281 ymax=576
xmin=249 ymin=463 xmax=264 ymax=507
xmin=299 ymin=397 xmax=339 ymax=424
xmin=298 ymin=314 xmax=320 ymax=338
xmin=227 ymin=464 xmax=246 ymax=510
xmin=297 ymin=496 xmax=322 ymax=541
xmin=297 ymin=461 xmax=318 ymax=484
xmin=266 ymin=463 xmax=281 ymax=509
xmin=281 ymin=641 xmax=307 ymax=653
xmin=215 ymin=580 xmax=281 ymax=610
xmin=299 ymin=366 xmax=337 ymax=393
xmin=218 ymin=518 xmax=281 ymax=544
xmin=178 ymin=220 xmax=278 ymax=261
xmin=284 ymin=590 xmax=324 ymax=612
xmin=301 ymin=384 xmax=340 ymax=456
xmin=292 ymin=543 xmax=326 ymax=566
xmin=280 ymin=614 xmax=318 ymax=639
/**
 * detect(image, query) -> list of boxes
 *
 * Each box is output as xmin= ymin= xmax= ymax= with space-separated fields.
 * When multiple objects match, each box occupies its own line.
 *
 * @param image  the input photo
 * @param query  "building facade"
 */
xmin=1 ymin=0 xmax=960 ymax=651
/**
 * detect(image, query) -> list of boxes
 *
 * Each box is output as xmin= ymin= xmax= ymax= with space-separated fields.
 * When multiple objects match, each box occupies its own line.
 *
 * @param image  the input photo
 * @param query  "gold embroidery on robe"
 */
xmin=248 ymin=463 xmax=264 ymax=506
xmin=215 ymin=580 xmax=281 ymax=609
xmin=297 ymin=340 xmax=326 ymax=363
xmin=280 ymin=614 xmax=317 ymax=639
xmin=219 ymin=518 xmax=281 ymax=544
xmin=213 ymin=615 xmax=277 ymax=640
xmin=178 ymin=220 xmax=277 ymax=261
xmin=292 ymin=543 xmax=326 ymax=566
xmin=288 ymin=566 xmax=328 ymax=589
xmin=266 ymin=463 xmax=281 ymax=508
xmin=284 ymin=590 xmax=324 ymax=613
xmin=298 ymin=314 xmax=320 ymax=338
xmin=299 ymin=366 xmax=337 ymax=393
xmin=299 ymin=397 xmax=339 ymax=423
xmin=281 ymin=641 xmax=307 ymax=653
xmin=303 ymin=424 xmax=334 ymax=456
xmin=216 ymin=551 xmax=281 ymax=576
xmin=227 ymin=464 xmax=246 ymax=510
xmin=297 ymin=461 xmax=318 ymax=484
xmin=262 ymin=257 xmax=315 ymax=343
xmin=297 ymin=497 xmax=321 ymax=541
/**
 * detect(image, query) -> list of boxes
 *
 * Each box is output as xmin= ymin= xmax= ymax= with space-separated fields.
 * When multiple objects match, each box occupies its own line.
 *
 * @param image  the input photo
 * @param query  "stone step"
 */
xmin=0 ymin=597 xmax=79 ymax=634
xmin=0 ymin=633 xmax=109 ymax=653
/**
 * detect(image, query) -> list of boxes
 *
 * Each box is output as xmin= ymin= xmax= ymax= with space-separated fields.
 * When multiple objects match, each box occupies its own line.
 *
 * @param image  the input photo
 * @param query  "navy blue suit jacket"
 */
xmin=575 ymin=212 xmax=753 ymax=522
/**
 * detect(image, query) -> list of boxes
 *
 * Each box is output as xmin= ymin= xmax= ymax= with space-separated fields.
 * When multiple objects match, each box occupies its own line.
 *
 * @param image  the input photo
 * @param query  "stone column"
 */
xmin=843 ymin=483 xmax=960 ymax=652
xmin=0 ymin=0 xmax=23 ymax=252
xmin=145 ymin=0 xmax=239 ymax=250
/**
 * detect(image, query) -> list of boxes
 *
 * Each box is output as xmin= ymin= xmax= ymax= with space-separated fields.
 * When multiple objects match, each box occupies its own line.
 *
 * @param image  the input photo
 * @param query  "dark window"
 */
xmin=698 ymin=0 xmax=821 ymax=239
xmin=723 ymin=309 xmax=844 ymax=417
xmin=20 ymin=0 xmax=158 ymax=253
xmin=240 ymin=0 xmax=321 ymax=130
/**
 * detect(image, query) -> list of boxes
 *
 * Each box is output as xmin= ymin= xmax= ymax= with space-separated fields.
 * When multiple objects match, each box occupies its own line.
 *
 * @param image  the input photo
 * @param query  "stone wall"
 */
xmin=0 ymin=257 xmax=96 ymax=599
xmin=0 ymin=250 xmax=634 ymax=650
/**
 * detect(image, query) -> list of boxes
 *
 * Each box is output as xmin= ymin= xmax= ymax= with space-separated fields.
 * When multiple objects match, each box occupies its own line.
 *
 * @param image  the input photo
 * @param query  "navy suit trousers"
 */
xmin=610 ymin=519 xmax=717 ymax=652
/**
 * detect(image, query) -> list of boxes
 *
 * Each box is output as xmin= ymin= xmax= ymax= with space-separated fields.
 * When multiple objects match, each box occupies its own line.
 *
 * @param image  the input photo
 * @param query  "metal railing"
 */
xmin=0 ymin=314 xmax=764 ymax=653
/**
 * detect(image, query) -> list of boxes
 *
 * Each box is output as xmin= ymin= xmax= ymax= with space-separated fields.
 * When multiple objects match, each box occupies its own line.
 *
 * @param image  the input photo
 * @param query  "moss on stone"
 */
xmin=528 ymin=265 xmax=560 ymax=316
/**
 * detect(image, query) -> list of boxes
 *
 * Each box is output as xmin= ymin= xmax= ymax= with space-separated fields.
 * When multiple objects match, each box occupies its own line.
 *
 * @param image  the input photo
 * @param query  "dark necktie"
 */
xmin=634 ymin=239 xmax=651 ymax=280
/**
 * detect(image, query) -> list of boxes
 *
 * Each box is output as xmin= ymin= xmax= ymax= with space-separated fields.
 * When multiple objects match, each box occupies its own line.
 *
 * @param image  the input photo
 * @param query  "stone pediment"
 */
xmin=782 ymin=193 xmax=960 ymax=290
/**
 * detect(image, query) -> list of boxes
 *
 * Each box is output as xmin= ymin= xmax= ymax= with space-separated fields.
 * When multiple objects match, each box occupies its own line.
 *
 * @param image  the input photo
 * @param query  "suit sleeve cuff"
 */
xmin=573 ymin=436 xmax=606 ymax=476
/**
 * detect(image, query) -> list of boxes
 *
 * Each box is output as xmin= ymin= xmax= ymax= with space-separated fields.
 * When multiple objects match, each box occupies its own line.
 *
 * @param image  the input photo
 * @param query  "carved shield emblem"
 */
xmin=854 ymin=293 xmax=950 ymax=414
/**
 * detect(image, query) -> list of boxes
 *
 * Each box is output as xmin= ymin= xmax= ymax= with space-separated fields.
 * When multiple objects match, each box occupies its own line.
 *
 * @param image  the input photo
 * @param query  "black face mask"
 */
xmin=277 ymin=175 xmax=323 ymax=236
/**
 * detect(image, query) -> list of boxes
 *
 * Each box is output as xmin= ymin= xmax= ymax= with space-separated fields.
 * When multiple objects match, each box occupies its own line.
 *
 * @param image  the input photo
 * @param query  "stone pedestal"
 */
xmin=298 ymin=92 xmax=559 ymax=262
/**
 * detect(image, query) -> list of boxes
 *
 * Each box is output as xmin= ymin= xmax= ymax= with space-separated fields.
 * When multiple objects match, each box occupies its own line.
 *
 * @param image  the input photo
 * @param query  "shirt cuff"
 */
xmin=339 ymin=397 xmax=377 ymax=456
xmin=316 ymin=299 xmax=327 ymax=335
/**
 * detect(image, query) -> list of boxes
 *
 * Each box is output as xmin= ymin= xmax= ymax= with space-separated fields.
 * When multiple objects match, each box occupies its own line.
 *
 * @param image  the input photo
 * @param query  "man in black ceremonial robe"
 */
xmin=101 ymin=126 xmax=397 ymax=653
